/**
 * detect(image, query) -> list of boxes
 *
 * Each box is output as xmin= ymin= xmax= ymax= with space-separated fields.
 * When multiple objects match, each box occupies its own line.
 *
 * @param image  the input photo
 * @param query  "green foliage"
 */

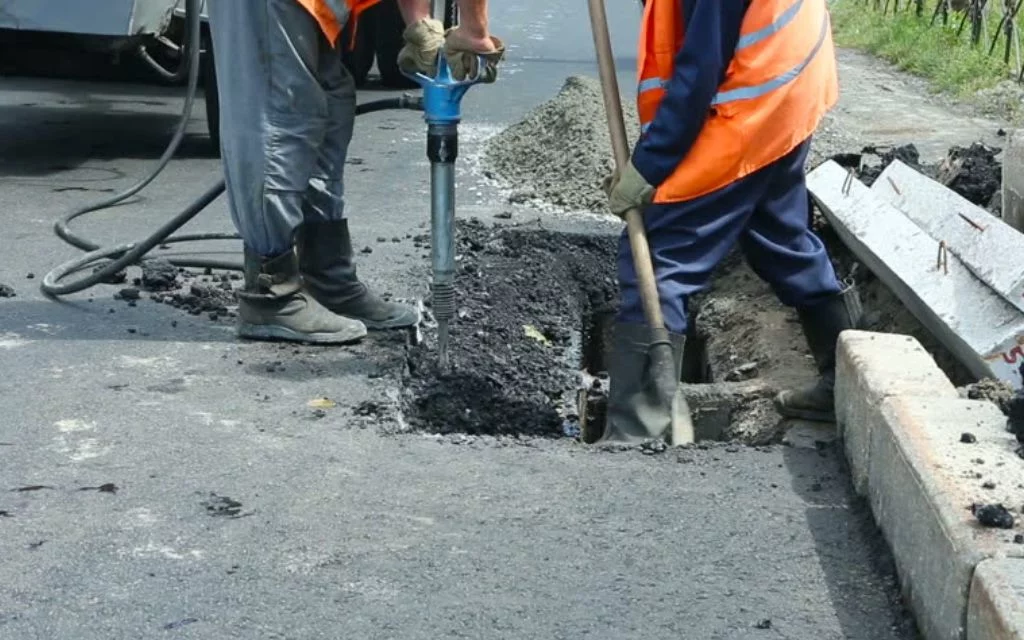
xmin=830 ymin=0 xmax=1012 ymax=96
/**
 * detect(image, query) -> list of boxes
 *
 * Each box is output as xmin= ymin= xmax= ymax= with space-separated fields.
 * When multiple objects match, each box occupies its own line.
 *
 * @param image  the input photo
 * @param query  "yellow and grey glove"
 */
xmin=606 ymin=160 xmax=655 ymax=217
xmin=397 ymin=17 xmax=445 ymax=76
xmin=443 ymin=31 xmax=506 ymax=83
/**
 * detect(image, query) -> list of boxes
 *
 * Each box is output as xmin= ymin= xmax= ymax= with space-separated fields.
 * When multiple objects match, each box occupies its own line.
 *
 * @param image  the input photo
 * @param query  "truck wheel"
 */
xmin=375 ymin=0 xmax=418 ymax=89
xmin=201 ymin=35 xmax=220 ymax=156
xmin=341 ymin=7 xmax=376 ymax=87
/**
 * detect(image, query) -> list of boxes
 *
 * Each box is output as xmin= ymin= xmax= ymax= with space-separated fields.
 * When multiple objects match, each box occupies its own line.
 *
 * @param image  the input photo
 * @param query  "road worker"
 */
xmin=205 ymin=0 xmax=501 ymax=345
xmin=603 ymin=0 xmax=862 ymax=439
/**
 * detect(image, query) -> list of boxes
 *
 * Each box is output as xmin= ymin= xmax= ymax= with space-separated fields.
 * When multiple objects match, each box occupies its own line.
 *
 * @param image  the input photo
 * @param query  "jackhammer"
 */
xmin=41 ymin=0 xmax=488 ymax=369
xmin=403 ymin=35 xmax=487 ymax=369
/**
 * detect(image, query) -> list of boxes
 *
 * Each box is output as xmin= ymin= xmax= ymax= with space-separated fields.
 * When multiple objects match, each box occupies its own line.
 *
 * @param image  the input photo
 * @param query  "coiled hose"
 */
xmin=42 ymin=0 xmax=424 ymax=297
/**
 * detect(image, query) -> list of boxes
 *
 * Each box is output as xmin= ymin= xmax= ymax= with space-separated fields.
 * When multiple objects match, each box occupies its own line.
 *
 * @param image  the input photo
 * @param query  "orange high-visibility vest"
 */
xmin=636 ymin=0 xmax=839 ymax=203
xmin=295 ymin=0 xmax=382 ymax=47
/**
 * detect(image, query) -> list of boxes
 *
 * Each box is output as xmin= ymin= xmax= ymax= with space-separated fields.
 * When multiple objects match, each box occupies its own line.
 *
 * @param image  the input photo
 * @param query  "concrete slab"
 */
xmin=969 ymin=558 xmax=1024 ymax=640
xmin=1002 ymin=129 xmax=1024 ymax=234
xmin=866 ymin=396 xmax=1024 ymax=640
xmin=835 ymin=330 xmax=959 ymax=495
xmin=872 ymin=160 xmax=1024 ymax=315
xmin=808 ymin=160 xmax=1024 ymax=389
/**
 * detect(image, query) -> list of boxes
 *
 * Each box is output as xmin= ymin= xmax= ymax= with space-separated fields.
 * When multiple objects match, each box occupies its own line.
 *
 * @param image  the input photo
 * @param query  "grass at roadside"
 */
xmin=829 ymin=0 xmax=1012 ymax=96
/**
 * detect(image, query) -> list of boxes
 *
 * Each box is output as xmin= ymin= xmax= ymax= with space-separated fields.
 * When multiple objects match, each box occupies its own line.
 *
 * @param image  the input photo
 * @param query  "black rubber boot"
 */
xmin=773 ymin=285 xmax=863 ymax=422
xmin=237 ymin=247 xmax=367 ymax=344
xmin=600 ymin=322 xmax=695 ymax=445
xmin=297 ymin=220 xmax=420 ymax=330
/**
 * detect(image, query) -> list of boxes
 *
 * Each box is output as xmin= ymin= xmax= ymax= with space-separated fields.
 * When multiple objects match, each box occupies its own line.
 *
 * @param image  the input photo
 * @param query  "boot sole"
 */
xmin=237 ymin=323 xmax=367 ymax=345
xmin=345 ymin=308 xmax=422 ymax=331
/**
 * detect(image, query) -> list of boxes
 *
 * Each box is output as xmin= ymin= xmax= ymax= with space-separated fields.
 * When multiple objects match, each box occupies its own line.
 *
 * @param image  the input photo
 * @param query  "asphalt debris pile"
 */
xmin=484 ymin=75 xmax=640 ymax=213
xmin=402 ymin=218 xmax=619 ymax=438
xmin=831 ymin=141 xmax=1001 ymax=209
xmin=111 ymin=259 xmax=242 ymax=321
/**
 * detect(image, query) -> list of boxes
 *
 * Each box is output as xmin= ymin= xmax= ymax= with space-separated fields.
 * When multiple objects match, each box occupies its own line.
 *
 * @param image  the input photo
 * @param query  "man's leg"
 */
xmin=207 ymin=0 xmax=365 ymax=344
xmin=607 ymin=178 xmax=760 ymax=443
xmin=296 ymin=29 xmax=420 ymax=330
xmin=738 ymin=139 xmax=859 ymax=421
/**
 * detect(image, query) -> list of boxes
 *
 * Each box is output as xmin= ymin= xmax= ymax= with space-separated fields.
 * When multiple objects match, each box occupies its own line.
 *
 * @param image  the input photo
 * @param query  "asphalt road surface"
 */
xmin=0 ymin=3 xmax=918 ymax=638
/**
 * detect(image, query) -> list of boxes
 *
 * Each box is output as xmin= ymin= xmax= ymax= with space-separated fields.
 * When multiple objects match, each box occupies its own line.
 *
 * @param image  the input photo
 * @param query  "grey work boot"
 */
xmin=237 ymin=247 xmax=367 ymax=344
xmin=600 ymin=322 xmax=695 ymax=445
xmin=773 ymin=284 xmax=863 ymax=422
xmin=297 ymin=220 xmax=420 ymax=330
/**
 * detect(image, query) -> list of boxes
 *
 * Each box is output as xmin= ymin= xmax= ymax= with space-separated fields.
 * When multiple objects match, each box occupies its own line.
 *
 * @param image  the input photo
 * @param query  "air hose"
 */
xmin=41 ymin=0 xmax=424 ymax=297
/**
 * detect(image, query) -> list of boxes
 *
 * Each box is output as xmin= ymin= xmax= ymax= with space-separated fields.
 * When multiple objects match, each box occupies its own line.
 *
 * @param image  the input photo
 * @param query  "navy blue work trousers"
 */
xmin=617 ymin=139 xmax=842 ymax=334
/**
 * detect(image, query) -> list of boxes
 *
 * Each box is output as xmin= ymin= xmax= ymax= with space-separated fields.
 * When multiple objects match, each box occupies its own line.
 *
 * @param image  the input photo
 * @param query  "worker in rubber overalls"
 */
xmin=603 ymin=0 xmax=862 ymax=438
xmin=206 ymin=0 xmax=502 ymax=344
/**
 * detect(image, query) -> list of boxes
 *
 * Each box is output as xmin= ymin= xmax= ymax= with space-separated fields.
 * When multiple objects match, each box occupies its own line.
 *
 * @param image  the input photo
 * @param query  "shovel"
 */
xmin=585 ymin=0 xmax=695 ymax=446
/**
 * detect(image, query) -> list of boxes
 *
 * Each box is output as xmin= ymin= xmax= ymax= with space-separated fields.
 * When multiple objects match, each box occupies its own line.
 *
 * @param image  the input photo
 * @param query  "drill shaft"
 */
xmin=428 ymin=124 xmax=458 ymax=369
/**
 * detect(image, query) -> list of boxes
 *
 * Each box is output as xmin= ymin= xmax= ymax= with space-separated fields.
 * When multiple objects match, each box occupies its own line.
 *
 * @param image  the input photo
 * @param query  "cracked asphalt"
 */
xmin=0 ymin=3 xmax=921 ymax=638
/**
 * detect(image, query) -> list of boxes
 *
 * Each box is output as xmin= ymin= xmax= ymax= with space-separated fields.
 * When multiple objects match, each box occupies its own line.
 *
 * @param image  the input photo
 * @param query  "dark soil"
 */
xmin=942 ymin=143 xmax=1002 ymax=207
xmin=834 ymin=142 xmax=1001 ymax=207
xmin=402 ymin=219 xmax=619 ymax=438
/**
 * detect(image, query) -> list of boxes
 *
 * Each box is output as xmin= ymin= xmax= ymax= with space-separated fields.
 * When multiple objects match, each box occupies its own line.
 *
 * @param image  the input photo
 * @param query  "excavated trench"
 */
xmin=398 ymin=219 xmax=783 ymax=444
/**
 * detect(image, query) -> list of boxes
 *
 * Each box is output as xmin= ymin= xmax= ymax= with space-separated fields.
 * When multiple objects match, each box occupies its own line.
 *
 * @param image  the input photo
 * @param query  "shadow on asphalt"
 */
xmin=782 ymin=443 xmax=921 ymax=639
xmin=0 ymin=103 xmax=217 ymax=179
xmin=0 ymin=298 xmax=236 ymax=343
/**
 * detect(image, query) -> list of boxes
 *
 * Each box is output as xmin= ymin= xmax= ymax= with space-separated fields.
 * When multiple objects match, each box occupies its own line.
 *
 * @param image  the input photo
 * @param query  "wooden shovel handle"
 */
xmin=586 ymin=0 xmax=666 ymax=332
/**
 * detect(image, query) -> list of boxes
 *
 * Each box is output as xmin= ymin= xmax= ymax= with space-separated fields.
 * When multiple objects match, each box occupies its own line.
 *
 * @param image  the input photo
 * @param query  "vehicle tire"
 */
xmin=341 ymin=7 xmax=376 ymax=87
xmin=374 ymin=0 xmax=419 ymax=89
xmin=201 ymin=34 xmax=220 ymax=156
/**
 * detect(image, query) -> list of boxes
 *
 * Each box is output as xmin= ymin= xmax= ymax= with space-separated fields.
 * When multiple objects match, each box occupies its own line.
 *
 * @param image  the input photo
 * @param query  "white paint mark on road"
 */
xmin=131 ymin=542 xmax=205 ymax=561
xmin=116 ymin=355 xmax=180 ymax=370
xmin=53 ymin=419 xmax=109 ymax=461
xmin=55 ymin=419 xmax=94 ymax=433
xmin=27 ymin=323 xmax=62 ymax=335
xmin=0 ymin=332 xmax=31 ymax=349
xmin=60 ymin=437 xmax=111 ymax=462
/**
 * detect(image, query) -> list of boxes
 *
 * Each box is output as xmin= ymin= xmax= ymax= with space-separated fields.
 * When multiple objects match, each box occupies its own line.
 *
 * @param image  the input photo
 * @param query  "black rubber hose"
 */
xmin=41 ymin=0 xmax=423 ymax=297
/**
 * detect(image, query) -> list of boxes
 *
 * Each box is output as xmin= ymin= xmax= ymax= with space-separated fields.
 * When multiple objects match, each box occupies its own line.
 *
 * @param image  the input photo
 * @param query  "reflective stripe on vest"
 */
xmin=711 ymin=10 xmax=829 ymax=106
xmin=638 ymin=0 xmax=829 ymax=134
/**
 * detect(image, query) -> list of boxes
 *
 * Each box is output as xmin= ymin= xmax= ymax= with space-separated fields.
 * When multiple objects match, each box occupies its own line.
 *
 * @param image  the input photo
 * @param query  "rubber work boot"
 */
xmin=599 ymin=322 xmax=696 ymax=445
xmin=297 ymin=220 xmax=421 ymax=330
xmin=773 ymin=284 xmax=863 ymax=422
xmin=237 ymin=247 xmax=367 ymax=344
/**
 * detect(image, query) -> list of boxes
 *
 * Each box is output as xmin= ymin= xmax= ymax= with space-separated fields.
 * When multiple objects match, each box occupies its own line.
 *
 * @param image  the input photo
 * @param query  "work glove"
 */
xmin=443 ymin=30 xmax=506 ymax=83
xmin=604 ymin=160 xmax=655 ymax=217
xmin=397 ymin=17 xmax=445 ymax=76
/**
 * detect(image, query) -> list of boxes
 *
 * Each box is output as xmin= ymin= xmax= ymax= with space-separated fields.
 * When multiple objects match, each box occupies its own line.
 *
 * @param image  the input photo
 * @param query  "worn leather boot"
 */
xmin=773 ymin=284 xmax=863 ymax=422
xmin=600 ymin=322 xmax=695 ymax=445
xmin=297 ymin=220 xmax=420 ymax=330
xmin=237 ymin=246 xmax=367 ymax=344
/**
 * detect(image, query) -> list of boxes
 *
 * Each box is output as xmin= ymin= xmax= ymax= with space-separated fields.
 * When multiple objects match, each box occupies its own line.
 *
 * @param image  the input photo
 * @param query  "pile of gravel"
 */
xmin=484 ymin=75 xmax=640 ymax=214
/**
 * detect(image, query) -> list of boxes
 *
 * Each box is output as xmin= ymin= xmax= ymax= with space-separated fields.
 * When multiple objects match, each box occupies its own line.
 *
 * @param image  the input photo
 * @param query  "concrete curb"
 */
xmin=836 ymin=330 xmax=1024 ymax=640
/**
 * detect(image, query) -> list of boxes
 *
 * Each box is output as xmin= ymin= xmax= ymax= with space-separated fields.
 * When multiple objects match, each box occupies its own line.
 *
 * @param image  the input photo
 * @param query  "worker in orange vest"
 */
xmin=603 ymin=0 xmax=862 ymax=439
xmin=205 ymin=0 xmax=501 ymax=345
